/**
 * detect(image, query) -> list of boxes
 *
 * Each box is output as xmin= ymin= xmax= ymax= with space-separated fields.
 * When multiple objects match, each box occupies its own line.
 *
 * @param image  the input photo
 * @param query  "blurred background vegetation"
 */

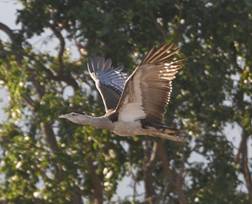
xmin=0 ymin=0 xmax=251 ymax=203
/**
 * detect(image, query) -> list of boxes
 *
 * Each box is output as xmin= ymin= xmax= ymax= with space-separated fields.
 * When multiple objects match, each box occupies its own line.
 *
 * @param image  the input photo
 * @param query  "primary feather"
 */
xmin=114 ymin=43 xmax=183 ymax=124
xmin=87 ymin=56 xmax=128 ymax=111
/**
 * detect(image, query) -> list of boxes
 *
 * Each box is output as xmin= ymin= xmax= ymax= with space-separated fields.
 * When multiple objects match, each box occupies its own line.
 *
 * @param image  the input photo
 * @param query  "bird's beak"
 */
xmin=59 ymin=114 xmax=67 ymax=119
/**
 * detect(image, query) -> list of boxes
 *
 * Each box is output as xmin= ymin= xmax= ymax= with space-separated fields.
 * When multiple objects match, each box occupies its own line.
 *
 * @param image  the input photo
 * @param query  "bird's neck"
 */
xmin=75 ymin=115 xmax=114 ymax=130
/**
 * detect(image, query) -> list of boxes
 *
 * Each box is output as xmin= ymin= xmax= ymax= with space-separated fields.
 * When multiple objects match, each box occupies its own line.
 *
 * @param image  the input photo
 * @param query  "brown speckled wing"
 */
xmin=115 ymin=43 xmax=183 ymax=123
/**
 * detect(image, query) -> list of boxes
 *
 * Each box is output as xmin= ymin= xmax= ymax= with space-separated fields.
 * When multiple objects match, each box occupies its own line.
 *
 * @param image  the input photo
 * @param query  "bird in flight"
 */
xmin=60 ymin=43 xmax=184 ymax=142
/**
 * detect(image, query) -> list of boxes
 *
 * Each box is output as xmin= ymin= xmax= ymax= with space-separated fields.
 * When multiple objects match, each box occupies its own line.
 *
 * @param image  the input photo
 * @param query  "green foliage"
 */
xmin=0 ymin=0 xmax=251 ymax=203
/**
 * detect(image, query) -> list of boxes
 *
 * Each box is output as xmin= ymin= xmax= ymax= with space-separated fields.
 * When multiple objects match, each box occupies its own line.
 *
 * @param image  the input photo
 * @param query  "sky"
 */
xmin=0 ymin=0 xmax=251 ymax=199
xmin=0 ymin=0 xmax=21 ymax=122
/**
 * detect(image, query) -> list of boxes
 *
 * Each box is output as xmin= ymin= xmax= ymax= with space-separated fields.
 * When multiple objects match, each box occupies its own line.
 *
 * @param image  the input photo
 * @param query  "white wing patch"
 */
xmin=117 ymin=69 xmax=146 ymax=122
xmin=118 ymin=102 xmax=146 ymax=122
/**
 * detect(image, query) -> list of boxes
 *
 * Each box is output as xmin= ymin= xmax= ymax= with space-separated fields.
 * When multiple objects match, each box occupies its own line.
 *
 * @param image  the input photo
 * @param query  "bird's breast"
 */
xmin=112 ymin=121 xmax=141 ymax=136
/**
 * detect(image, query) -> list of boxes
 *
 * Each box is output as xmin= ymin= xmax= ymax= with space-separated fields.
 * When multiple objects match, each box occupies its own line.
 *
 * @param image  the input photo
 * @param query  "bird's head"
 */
xmin=59 ymin=112 xmax=88 ymax=124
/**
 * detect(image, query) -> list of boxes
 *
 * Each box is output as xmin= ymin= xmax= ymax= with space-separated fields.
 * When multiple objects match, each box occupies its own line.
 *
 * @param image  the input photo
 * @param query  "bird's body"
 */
xmin=62 ymin=113 xmax=179 ymax=141
xmin=60 ymin=43 xmax=184 ymax=142
xmin=113 ymin=120 xmax=178 ymax=141
xmin=113 ymin=120 xmax=142 ymax=136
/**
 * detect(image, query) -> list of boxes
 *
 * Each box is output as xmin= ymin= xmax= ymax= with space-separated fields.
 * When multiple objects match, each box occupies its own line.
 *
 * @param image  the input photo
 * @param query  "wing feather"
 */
xmin=115 ymin=43 xmax=183 ymax=123
xmin=87 ymin=57 xmax=128 ymax=112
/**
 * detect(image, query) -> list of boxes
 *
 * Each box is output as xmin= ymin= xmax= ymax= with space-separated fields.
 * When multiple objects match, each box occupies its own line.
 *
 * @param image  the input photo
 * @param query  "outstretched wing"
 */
xmin=87 ymin=56 xmax=128 ymax=112
xmin=114 ymin=43 xmax=183 ymax=123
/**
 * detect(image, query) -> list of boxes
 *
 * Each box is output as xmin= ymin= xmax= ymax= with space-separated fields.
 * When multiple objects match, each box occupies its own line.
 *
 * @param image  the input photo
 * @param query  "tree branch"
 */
xmin=0 ymin=22 xmax=16 ymax=42
xmin=48 ymin=25 xmax=80 ymax=89
xmin=231 ymin=41 xmax=252 ymax=200
xmin=23 ymin=94 xmax=36 ymax=110
xmin=143 ymin=141 xmax=158 ymax=203
xmin=27 ymin=54 xmax=79 ymax=90
xmin=156 ymin=141 xmax=187 ymax=204
xmin=0 ymin=21 xmax=23 ymax=64
xmin=49 ymin=24 xmax=65 ymax=69
xmin=40 ymin=122 xmax=83 ymax=204
xmin=87 ymin=159 xmax=103 ymax=204
xmin=41 ymin=122 xmax=59 ymax=153
xmin=236 ymin=131 xmax=252 ymax=201
xmin=40 ymin=63 xmax=79 ymax=90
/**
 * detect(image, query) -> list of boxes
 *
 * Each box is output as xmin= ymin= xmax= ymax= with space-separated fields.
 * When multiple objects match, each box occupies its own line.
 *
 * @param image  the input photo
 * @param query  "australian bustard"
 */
xmin=59 ymin=43 xmax=184 ymax=142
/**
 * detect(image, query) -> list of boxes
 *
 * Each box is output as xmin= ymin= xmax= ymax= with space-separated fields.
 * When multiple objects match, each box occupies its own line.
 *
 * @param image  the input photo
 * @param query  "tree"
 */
xmin=0 ymin=0 xmax=251 ymax=203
